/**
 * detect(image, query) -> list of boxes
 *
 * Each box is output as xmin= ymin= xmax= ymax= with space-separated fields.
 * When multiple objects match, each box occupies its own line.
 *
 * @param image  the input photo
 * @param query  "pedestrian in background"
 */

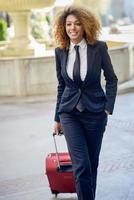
xmin=54 ymin=5 xmax=118 ymax=200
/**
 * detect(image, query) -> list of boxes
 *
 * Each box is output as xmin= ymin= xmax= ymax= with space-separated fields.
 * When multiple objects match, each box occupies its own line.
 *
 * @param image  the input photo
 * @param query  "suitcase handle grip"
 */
xmin=53 ymin=132 xmax=64 ymax=169
xmin=53 ymin=132 xmax=64 ymax=136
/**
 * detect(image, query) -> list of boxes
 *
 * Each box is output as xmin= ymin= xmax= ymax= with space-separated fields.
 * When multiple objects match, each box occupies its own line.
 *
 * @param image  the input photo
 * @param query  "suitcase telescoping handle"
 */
xmin=53 ymin=132 xmax=64 ymax=169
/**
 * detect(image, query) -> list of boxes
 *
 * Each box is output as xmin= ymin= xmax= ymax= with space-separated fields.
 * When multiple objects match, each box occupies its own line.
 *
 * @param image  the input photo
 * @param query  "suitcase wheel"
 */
xmin=51 ymin=189 xmax=59 ymax=197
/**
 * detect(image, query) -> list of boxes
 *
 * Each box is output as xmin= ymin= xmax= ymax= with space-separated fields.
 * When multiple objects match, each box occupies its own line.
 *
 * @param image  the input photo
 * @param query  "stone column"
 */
xmin=0 ymin=0 xmax=55 ymax=57
xmin=5 ymin=10 xmax=34 ymax=56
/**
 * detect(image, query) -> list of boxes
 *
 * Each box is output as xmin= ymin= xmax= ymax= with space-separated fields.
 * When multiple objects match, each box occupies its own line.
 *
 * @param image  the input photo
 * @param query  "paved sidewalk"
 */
xmin=0 ymin=93 xmax=134 ymax=200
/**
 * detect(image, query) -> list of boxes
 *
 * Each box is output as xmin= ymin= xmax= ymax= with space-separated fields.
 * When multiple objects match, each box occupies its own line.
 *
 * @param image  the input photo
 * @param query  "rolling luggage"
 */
xmin=45 ymin=133 xmax=76 ymax=197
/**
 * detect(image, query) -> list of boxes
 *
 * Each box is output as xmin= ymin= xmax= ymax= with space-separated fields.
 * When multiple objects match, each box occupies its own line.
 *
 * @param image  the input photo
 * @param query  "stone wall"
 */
xmin=106 ymin=45 xmax=133 ymax=83
xmin=0 ymin=55 xmax=56 ymax=96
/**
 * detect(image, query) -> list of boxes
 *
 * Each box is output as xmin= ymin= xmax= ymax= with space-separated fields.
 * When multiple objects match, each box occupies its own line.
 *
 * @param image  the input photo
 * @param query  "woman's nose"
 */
xmin=70 ymin=24 xmax=75 ymax=29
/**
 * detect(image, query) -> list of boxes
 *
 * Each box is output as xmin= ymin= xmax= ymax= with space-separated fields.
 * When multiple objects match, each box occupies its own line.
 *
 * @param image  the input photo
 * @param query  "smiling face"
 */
xmin=65 ymin=14 xmax=84 ymax=44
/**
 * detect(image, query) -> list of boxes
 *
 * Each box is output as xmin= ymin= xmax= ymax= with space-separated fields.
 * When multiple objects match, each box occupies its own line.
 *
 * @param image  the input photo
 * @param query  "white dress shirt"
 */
xmin=66 ymin=38 xmax=87 ymax=81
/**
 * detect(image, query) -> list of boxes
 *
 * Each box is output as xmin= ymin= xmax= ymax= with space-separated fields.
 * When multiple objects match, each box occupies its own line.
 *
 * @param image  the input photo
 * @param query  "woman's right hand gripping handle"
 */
xmin=54 ymin=121 xmax=62 ymax=135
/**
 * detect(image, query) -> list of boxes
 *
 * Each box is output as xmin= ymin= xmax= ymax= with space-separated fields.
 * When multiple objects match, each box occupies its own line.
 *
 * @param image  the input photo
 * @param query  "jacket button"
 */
xmin=78 ymin=88 xmax=81 ymax=93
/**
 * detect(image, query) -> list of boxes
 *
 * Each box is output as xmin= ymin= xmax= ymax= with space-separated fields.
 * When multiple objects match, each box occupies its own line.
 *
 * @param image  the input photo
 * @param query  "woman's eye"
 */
xmin=66 ymin=22 xmax=81 ymax=26
xmin=75 ymin=23 xmax=81 ymax=26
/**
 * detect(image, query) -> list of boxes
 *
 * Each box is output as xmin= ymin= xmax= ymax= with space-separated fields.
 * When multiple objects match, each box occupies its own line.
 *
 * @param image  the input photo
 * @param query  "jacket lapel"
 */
xmin=62 ymin=48 xmax=74 ymax=83
xmin=83 ymin=44 xmax=96 ymax=86
xmin=62 ymin=49 xmax=68 ymax=77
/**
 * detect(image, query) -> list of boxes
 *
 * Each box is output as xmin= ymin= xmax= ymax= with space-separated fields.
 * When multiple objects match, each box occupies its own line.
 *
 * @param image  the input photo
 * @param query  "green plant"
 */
xmin=0 ymin=19 xmax=7 ymax=41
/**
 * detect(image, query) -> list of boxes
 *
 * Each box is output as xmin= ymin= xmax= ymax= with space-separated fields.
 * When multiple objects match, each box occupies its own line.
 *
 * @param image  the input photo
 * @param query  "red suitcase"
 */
xmin=45 ymin=133 xmax=76 ymax=197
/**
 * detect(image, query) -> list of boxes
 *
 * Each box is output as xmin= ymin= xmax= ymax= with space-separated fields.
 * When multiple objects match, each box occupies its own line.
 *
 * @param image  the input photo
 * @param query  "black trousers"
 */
xmin=59 ymin=109 xmax=108 ymax=200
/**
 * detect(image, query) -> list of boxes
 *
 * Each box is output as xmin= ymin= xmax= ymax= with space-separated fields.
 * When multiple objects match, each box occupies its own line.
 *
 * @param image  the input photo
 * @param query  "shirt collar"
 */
xmin=69 ymin=38 xmax=87 ymax=53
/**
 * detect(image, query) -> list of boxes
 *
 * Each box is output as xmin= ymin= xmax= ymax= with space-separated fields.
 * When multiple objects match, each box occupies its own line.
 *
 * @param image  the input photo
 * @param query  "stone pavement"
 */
xmin=0 ymin=92 xmax=134 ymax=200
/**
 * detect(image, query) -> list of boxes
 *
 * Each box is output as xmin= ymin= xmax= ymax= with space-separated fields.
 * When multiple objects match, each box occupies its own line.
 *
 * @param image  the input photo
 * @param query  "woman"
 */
xmin=54 ymin=5 xmax=118 ymax=200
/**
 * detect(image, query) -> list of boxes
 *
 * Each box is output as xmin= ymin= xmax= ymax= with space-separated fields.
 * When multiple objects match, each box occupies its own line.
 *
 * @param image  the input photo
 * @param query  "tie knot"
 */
xmin=74 ymin=45 xmax=79 ymax=52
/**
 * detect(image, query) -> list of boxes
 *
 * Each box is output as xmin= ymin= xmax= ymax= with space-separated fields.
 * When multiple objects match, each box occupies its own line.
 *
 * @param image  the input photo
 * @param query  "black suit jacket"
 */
xmin=54 ymin=41 xmax=118 ymax=122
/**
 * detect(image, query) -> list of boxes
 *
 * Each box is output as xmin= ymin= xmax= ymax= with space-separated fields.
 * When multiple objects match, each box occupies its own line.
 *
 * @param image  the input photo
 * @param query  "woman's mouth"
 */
xmin=69 ymin=32 xmax=78 ymax=36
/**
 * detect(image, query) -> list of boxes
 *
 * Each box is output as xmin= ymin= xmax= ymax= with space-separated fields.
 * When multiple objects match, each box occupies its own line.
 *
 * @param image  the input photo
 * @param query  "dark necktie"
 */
xmin=73 ymin=45 xmax=85 ymax=112
xmin=73 ymin=45 xmax=82 ymax=86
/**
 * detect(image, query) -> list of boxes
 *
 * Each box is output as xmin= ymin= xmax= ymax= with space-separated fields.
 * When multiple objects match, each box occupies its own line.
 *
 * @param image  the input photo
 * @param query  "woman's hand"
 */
xmin=54 ymin=122 xmax=62 ymax=135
